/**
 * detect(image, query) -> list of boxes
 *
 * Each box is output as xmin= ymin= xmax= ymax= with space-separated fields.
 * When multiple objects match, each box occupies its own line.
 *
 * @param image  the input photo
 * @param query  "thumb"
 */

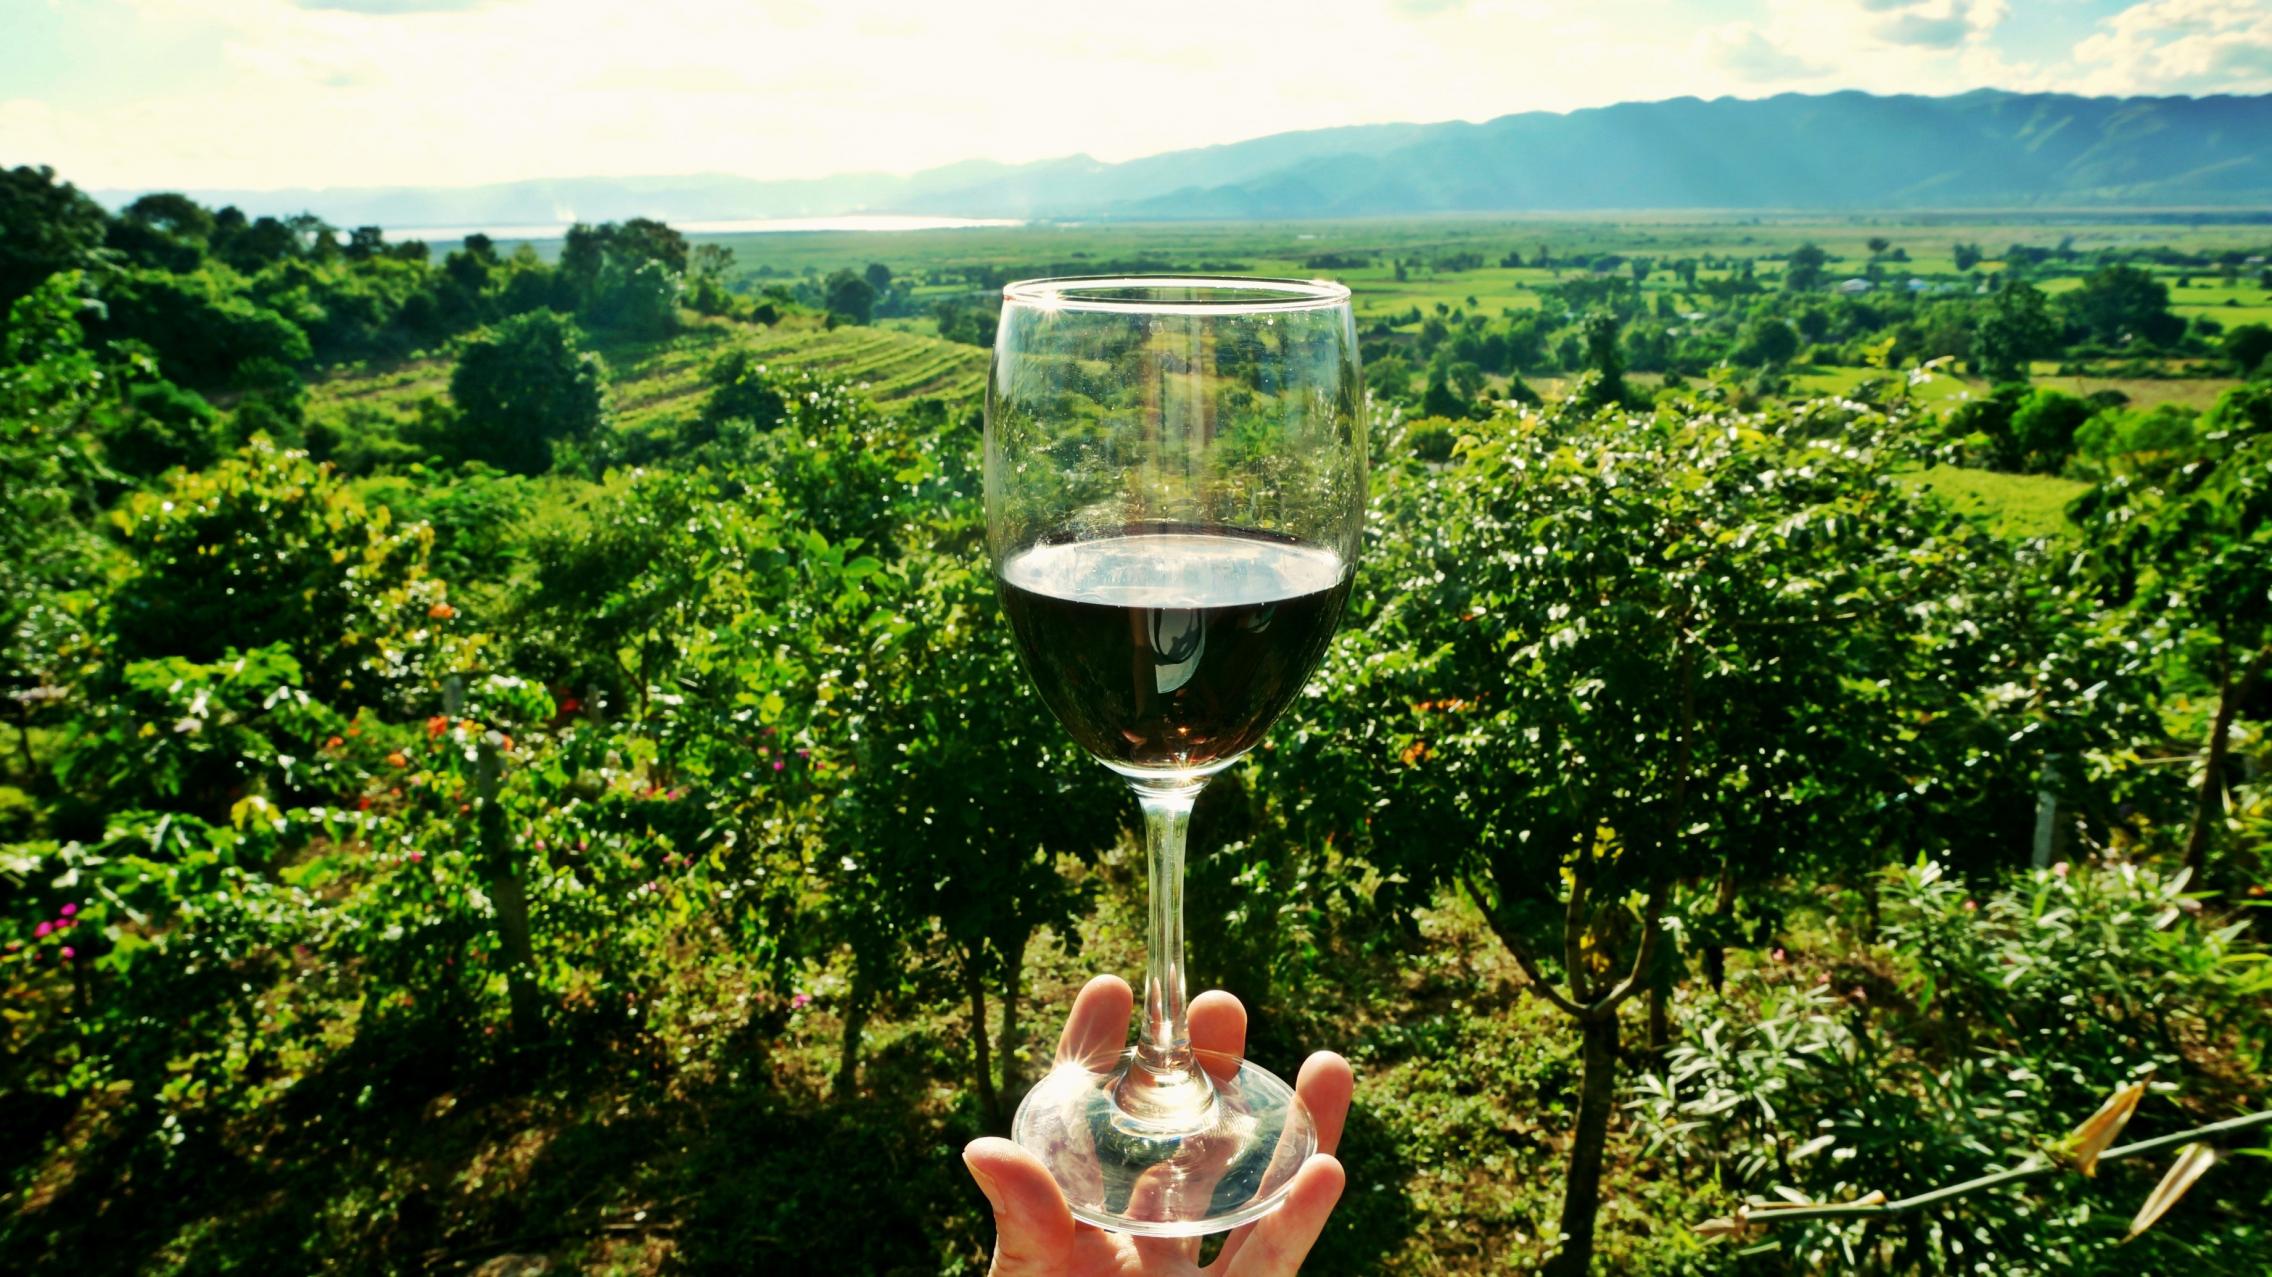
xmin=964 ymin=1136 xmax=1077 ymax=1270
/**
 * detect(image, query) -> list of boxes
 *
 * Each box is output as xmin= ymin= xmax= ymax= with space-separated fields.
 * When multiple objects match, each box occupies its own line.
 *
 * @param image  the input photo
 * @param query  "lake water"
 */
xmin=384 ymin=214 xmax=1021 ymax=243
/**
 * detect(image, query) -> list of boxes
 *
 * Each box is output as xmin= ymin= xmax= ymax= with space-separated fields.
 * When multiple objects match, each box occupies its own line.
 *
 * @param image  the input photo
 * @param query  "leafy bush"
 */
xmin=1631 ymin=858 xmax=2272 ymax=1274
xmin=57 ymin=644 xmax=345 ymax=817
xmin=106 ymin=438 xmax=445 ymax=704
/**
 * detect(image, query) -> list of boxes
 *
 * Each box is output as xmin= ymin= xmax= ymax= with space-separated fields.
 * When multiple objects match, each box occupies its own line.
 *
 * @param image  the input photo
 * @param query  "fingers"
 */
xmin=1295 ymin=1051 xmax=1353 ymax=1157
xmin=1212 ymin=1051 xmax=1355 ymax=1273
xmin=1189 ymin=989 xmax=1248 ymax=1082
xmin=963 ymin=1137 xmax=1076 ymax=1268
xmin=1221 ymin=1155 xmax=1346 ymax=1277
xmin=1055 ymin=974 xmax=1134 ymax=1070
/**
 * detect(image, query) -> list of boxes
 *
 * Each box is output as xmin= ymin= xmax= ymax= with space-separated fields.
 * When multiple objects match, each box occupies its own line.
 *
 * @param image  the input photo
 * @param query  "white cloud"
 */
xmin=1697 ymin=24 xmax=1829 ymax=81
xmin=2072 ymin=0 xmax=2272 ymax=94
xmin=1853 ymin=0 xmax=2008 ymax=50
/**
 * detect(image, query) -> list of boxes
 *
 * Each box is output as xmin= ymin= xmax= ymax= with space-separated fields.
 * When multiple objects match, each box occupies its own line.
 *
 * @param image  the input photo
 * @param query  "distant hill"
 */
xmin=105 ymin=89 xmax=2272 ymax=229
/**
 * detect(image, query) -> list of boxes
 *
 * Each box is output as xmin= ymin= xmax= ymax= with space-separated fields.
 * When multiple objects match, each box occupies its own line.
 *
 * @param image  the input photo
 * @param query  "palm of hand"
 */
xmin=964 ymin=975 xmax=1352 ymax=1277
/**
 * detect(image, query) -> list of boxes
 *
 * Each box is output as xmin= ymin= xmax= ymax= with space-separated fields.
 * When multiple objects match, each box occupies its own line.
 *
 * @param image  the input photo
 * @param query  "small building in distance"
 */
xmin=1837 ymin=278 xmax=1874 ymax=296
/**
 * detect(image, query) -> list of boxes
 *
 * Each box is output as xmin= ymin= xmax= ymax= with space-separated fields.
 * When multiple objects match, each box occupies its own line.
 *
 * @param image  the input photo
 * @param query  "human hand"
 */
xmin=962 ymin=974 xmax=1352 ymax=1276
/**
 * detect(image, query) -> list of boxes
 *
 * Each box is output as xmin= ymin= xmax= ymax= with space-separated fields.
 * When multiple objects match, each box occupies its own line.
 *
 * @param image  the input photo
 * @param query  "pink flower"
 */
xmin=791 ymin=993 xmax=812 ymax=1009
xmin=795 ymin=748 xmax=810 ymax=759
xmin=534 ymin=840 xmax=547 ymax=852
xmin=772 ymin=761 xmax=785 ymax=772
xmin=59 ymin=903 xmax=77 ymax=918
xmin=2052 ymin=862 xmax=2070 ymax=878
xmin=1848 ymin=986 xmax=1868 ymax=1003
xmin=60 ymin=946 xmax=75 ymax=960
xmin=408 ymin=850 xmax=425 ymax=863
xmin=1963 ymin=899 xmax=1978 ymax=912
xmin=1771 ymin=947 xmax=1788 ymax=963
xmin=35 ymin=922 xmax=51 ymax=938
xmin=577 ymin=839 xmax=589 ymax=852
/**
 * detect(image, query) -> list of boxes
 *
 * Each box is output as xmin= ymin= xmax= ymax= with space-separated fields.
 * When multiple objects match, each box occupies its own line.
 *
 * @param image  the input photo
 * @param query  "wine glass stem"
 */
xmin=1135 ymin=780 xmax=1203 ymax=1076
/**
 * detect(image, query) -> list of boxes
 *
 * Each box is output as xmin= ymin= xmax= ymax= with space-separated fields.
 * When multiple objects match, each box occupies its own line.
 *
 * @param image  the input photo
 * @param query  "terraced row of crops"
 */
xmin=307 ymin=314 xmax=990 ymax=442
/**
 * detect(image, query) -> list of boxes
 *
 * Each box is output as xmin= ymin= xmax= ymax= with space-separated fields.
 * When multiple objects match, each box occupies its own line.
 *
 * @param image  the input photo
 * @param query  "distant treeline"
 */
xmin=0 ymin=163 xmax=789 ymax=476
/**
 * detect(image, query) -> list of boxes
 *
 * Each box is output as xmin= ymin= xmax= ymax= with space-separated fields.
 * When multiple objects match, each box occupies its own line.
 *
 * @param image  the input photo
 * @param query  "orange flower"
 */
xmin=427 ymin=715 xmax=448 ymax=738
xmin=1401 ymin=739 xmax=1430 ymax=766
xmin=386 ymin=751 xmax=409 ymax=768
xmin=427 ymin=602 xmax=457 ymax=620
xmin=498 ymin=734 xmax=514 ymax=752
xmin=325 ymin=735 xmax=345 ymax=749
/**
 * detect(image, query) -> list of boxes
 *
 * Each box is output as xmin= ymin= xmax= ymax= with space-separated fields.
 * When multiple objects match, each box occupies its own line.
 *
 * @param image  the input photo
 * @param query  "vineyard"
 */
xmin=4 ymin=168 xmax=2272 ymax=1276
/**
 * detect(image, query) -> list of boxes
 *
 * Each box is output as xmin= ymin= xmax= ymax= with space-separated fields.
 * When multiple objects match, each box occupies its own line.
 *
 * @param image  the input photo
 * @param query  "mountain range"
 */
xmin=102 ymin=89 xmax=2272 ymax=231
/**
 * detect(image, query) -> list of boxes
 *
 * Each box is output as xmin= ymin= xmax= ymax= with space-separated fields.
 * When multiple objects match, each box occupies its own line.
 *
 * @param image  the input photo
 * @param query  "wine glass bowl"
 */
xmin=985 ymin=276 xmax=1365 ymax=1235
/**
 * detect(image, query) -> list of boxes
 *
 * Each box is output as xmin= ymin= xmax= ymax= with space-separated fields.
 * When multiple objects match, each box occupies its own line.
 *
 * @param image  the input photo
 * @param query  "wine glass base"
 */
xmin=1011 ymin=1046 xmax=1318 ymax=1237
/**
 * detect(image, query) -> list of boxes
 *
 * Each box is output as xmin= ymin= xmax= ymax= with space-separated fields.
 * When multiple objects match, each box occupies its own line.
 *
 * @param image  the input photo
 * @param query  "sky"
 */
xmin=2 ymin=0 xmax=2269 ymax=192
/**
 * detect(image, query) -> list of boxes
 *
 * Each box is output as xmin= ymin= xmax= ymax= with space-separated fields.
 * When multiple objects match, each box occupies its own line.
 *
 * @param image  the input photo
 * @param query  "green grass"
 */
xmin=1896 ymin=464 xmax=2089 ymax=541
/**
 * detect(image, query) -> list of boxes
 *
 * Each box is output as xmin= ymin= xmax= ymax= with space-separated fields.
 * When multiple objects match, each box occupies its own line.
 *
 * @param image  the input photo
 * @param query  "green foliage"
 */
xmin=0 ymin=165 xmax=109 ymax=317
xmin=107 ymin=438 xmax=444 ymax=703
xmin=2005 ymin=388 xmax=2091 ymax=472
xmin=824 ymin=268 xmax=877 ymax=325
xmin=102 ymin=377 xmax=226 ymax=478
xmin=89 ymin=267 xmax=315 ymax=387
xmin=57 ymin=645 xmax=345 ymax=816
xmin=447 ymin=310 xmax=608 ymax=474
xmin=7 ymin=194 xmax=2272 ymax=1274
xmin=2060 ymin=265 xmax=2185 ymax=349
xmin=700 ymin=346 xmax=789 ymax=431
xmin=1633 ymin=859 xmax=2272 ymax=1274
xmin=1976 ymin=280 xmax=2059 ymax=381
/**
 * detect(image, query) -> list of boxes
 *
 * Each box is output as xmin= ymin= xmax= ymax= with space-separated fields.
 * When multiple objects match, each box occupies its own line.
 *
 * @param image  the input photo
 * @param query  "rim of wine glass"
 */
xmin=1001 ymin=274 xmax=1351 ymax=315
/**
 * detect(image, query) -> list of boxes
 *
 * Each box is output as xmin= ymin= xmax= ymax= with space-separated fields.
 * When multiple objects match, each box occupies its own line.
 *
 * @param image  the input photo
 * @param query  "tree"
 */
xmin=610 ymin=217 xmax=690 ymax=274
xmin=89 ymin=267 xmax=315 ymax=387
xmin=1867 ymin=236 xmax=1891 ymax=256
xmin=2074 ymin=383 xmax=2272 ymax=877
xmin=344 ymin=226 xmax=387 ymax=262
xmin=838 ymin=539 xmax=1121 ymax=1121
xmin=2060 ymin=265 xmax=2184 ymax=348
xmin=686 ymin=243 xmax=738 ymax=315
xmin=824 ymin=269 xmax=876 ymax=325
xmin=0 ymin=272 xmax=117 ymax=775
xmin=2005 ymin=388 xmax=2093 ymax=475
xmin=2222 ymin=323 xmax=2272 ymax=377
xmin=0 ymin=165 xmax=110 ymax=320
xmin=1953 ymin=243 xmax=1984 ymax=273
xmin=1784 ymin=242 xmax=1830 ymax=292
xmin=1974 ymin=279 xmax=2060 ymax=382
xmin=448 ymin=310 xmax=607 ymax=475
xmin=1419 ymin=365 xmax=1474 ymax=420
xmin=1296 ymin=397 xmax=2049 ymax=1275
xmin=863 ymin=262 xmax=892 ymax=295
xmin=120 ymin=193 xmax=215 ymax=245
xmin=590 ymin=258 xmax=680 ymax=337
xmin=1736 ymin=317 xmax=1800 ymax=367
xmin=1558 ymin=310 xmax=1629 ymax=412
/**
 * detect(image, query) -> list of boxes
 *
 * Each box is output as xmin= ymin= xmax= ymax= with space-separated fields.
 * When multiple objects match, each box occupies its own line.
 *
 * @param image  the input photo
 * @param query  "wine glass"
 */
xmin=985 ymin=276 xmax=1365 ymax=1235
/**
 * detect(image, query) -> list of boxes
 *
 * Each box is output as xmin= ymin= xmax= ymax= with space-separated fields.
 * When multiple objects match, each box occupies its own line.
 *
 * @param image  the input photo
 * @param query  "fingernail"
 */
xmin=963 ymin=1153 xmax=1004 ymax=1211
